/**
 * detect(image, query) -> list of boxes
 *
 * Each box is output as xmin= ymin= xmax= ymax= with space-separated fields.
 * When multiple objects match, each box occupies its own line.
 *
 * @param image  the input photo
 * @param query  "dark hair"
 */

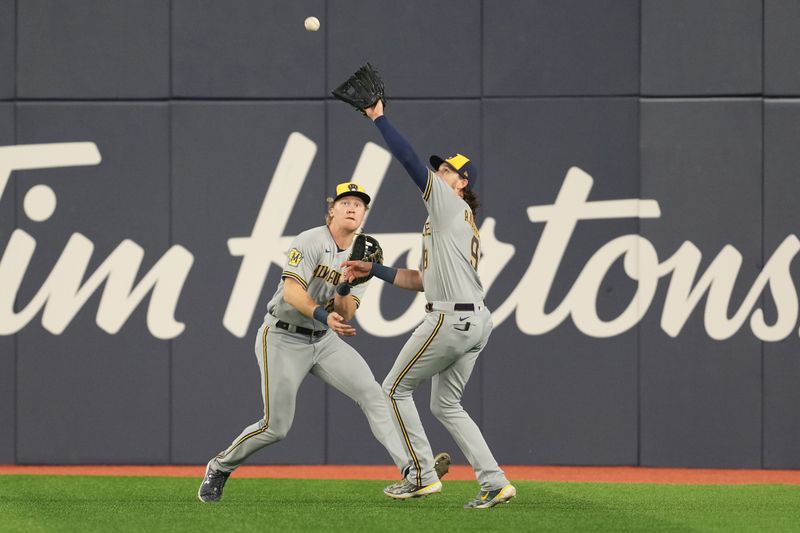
xmin=462 ymin=187 xmax=480 ymax=217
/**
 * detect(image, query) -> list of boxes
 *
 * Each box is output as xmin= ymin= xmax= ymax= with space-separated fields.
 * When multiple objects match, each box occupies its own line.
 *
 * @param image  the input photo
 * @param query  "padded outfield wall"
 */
xmin=1 ymin=0 xmax=799 ymax=469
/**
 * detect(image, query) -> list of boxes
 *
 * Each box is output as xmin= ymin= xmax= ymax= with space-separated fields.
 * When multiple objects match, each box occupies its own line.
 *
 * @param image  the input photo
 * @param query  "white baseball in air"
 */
xmin=304 ymin=16 xmax=320 ymax=32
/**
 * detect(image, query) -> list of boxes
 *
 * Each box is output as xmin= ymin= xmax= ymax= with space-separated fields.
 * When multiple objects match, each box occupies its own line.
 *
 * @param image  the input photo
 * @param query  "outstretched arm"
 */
xmin=341 ymin=260 xmax=424 ymax=292
xmin=365 ymin=101 xmax=428 ymax=192
xmin=393 ymin=268 xmax=424 ymax=291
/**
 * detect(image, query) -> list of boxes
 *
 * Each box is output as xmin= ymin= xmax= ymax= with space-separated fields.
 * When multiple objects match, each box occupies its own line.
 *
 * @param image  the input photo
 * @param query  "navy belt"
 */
xmin=275 ymin=320 xmax=326 ymax=337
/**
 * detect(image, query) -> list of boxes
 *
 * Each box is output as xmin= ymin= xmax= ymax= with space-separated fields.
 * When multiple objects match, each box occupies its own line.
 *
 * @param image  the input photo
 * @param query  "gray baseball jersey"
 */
xmin=266 ymin=225 xmax=369 ymax=329
xmin=420 ymin=169 xmax=484 ymax=303
xmin=207 ymin=225 xmax=410 ymax=477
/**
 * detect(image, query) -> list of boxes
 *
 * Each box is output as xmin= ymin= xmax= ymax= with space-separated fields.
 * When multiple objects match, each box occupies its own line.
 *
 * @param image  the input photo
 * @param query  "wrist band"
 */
xmin=336 ymin=283 xmax=352 ymax=296
xmin=313 ymin=306 xmax=329 ymax=325
xmin=371 ymin=263 xmax=397 ymax=284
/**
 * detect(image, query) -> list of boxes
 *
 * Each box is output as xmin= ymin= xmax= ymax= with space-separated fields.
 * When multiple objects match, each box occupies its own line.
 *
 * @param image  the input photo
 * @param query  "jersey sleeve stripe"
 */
xmin=352 ymin=295 xmax=361 ymax=308
xmin=282 ymin=271 xmax=309 ymax=290
xmin=423 ymin=169 xmax=434 ymax=202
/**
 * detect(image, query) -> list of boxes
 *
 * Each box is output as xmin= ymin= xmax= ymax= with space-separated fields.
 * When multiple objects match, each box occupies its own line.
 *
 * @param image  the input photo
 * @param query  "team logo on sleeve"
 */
xmin=288 ymin=248 xmax=304 ymax=266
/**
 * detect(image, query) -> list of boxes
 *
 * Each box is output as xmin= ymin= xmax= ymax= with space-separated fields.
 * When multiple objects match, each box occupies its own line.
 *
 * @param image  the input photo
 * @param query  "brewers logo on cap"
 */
xmin=334 ymin=182 xmax=371 ymax=205
xmin=429 ymin=153 xmax=478 ymax=184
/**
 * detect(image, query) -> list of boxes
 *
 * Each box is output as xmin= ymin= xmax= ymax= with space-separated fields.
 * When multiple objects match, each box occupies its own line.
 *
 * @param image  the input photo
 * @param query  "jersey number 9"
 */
xmin=470 ymin=236 xmax=480 ymax=270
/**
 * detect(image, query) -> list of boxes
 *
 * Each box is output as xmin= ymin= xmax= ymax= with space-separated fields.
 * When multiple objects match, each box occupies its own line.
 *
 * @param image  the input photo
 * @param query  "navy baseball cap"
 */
xmin=429 ymin=153 xmax=478 ymax=184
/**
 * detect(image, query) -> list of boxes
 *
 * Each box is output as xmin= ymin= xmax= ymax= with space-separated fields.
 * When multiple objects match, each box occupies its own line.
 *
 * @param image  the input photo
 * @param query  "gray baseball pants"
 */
xmin=383 ymin=305 xmax=510 ymax=491
xmin=210 ymin=320 xmax=410 ymax=473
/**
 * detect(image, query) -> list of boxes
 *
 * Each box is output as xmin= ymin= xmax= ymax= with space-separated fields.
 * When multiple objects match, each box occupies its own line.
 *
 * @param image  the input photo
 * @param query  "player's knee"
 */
xmin=381 ymin=378 xmax=394 ymax=399
xmin=430 ymin=396 xmax=460 ymax=421
xmin=383 ymin=376 xmax=415 ymax=400
xmin=355 ymin=381 xmax=384 ymax=406
xmin=268 ymin=417 xmax=292 ymax=441
xmin=271 ymin=426 xmax=289 ymax=441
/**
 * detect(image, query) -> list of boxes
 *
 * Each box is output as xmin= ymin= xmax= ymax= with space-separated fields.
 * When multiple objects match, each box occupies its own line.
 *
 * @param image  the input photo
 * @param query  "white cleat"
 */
xmin=464 ymin=484 xmax=517 ymax=509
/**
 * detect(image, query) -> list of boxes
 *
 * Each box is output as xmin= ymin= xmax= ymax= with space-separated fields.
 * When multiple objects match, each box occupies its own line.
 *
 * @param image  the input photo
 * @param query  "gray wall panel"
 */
xmin=763 ymin=100 xmax=800 ymax=468
xmin=2 ymin=1 xmax=799 ymax=470
xmin=765 ymin=0 xmax=800 ymax=95
xmin=328 ymin=0 xmax=480 ymax=98
xmin=482 ymin=98 xmax=640 ymax=465
xmin=0 ymin=103 xmax=14 ymax=461
xmin=640 ymin=100 xmax=762 ymax=467
xmin=172 ymin=0 xmax=325 ymax=98
xmin=15 ymin=103 xmax=170 ymax=463
xmin=641 ymin=0 xmax=762 ymax=96
xmin=484 ymin=0 xmax=639 ymax=96
xmin=0 ymin=0 xmax=13 ymax=99
xmin=171 ymin=102 xmax=327 ymax=464
xmin=17 ymin=1 xmax=169 ymax=99
xmin=325 ymin=101 xmax=482 ymax=464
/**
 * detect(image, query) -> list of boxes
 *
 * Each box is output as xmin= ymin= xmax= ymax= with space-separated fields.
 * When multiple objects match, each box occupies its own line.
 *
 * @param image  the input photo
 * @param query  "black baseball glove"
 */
xmin=331 ymin=62 xmax=386 ymax=117
xmin=348 ymin=233 xmax=384 ymax=285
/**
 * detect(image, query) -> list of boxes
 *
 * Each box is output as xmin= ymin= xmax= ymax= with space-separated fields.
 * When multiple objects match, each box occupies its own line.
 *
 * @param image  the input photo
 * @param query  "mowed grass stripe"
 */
xmin=1 ymin=475 xmax=799 ymax=532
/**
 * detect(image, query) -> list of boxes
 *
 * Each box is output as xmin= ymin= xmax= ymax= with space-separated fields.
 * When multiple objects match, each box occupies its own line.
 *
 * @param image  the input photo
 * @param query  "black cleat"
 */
xmin=198 ymin=460 xmax=231 ymax=503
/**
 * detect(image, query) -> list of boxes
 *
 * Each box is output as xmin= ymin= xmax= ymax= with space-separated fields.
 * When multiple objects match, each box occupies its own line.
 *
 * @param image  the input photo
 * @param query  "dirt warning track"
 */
xmin=1 ymin=465 xmax=799 ymax=485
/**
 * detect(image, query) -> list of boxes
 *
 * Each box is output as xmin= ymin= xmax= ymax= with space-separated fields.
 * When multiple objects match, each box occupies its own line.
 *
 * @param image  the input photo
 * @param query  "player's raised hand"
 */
xmin=327 ymin=311 xmax=356 ymax=337
xmin=341 ymin=260 xmax=372 ymax=284
xmin=365 ymin=99 xmax=384 ymax=120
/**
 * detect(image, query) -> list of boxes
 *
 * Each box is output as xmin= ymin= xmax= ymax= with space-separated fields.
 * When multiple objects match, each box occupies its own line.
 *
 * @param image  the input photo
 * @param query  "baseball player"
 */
xmin=199 ymin=182 xmax=413 ymax=503
xmin=343 ymin=100 xmax=516 ymax=509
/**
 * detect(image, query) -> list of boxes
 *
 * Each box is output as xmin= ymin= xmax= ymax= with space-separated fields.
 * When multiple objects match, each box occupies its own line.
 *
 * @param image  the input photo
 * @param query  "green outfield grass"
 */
xmin=1 ymin=475 xmax=799 ymax=532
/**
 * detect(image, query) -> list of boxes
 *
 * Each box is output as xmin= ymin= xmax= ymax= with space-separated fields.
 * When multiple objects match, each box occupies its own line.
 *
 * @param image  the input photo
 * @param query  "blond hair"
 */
xmin=324 ymin=197 xmax=335 ymax=225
